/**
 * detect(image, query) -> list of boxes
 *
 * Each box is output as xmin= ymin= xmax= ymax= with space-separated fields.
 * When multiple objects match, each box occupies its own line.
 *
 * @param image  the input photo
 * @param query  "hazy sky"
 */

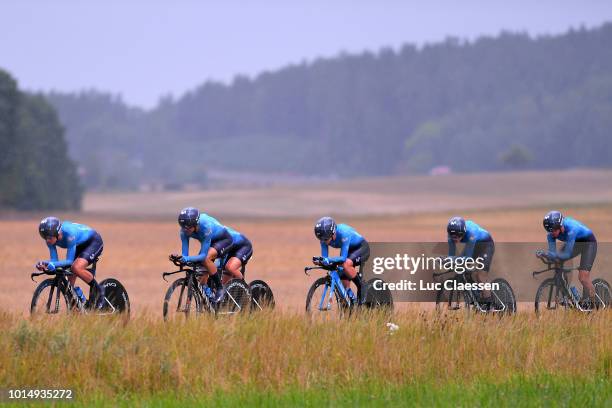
xmin=2 ymin=1 xmax=612 ymax=108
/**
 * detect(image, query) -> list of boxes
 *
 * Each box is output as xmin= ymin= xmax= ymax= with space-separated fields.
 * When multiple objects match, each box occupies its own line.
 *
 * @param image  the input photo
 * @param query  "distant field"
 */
xmin=82 ymin=169 xmax=612 ymax=218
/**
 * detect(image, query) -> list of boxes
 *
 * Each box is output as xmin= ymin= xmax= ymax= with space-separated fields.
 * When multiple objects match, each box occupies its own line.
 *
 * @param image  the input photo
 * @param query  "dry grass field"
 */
xmin=1 ymin=171 xmax=611 ymax=406
xmin=1 ymin=203 xmax=612 ymax=316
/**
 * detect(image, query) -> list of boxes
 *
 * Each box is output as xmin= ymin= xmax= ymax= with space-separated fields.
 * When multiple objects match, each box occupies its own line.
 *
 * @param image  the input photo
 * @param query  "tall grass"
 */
xmin=1 ymin=309 xmax=610 ymax=405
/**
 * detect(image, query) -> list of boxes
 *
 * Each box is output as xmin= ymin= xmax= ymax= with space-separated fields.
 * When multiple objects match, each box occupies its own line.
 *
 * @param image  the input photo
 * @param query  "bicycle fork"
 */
xmin=318 ymin=273 xmax=351 ymax=311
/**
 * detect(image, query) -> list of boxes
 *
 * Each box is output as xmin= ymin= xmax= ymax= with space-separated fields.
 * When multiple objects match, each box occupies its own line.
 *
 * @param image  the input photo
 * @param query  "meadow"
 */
xmin=1 ymin=170 xmax=611 ymax=406
xmin=0 ymin=310 xmax=610 ymax=406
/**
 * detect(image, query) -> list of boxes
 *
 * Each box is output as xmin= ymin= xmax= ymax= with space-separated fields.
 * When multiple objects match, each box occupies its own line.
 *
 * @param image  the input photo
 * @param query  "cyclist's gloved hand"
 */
xmin=312 ymin=256 xmax=323 ymax=265
xmin=545 ymin=250 xmax=557 ymax=260
xmin=46 ymin=262 xmax=56 ymax=271
xmin=320 ymin=257 xmax=332 ymax=267
xmin=169 ymin=253 xmax=180 ymax=261
xmin=35 ymin=261 xmax=47 ymax=271
xmin=535 ymin=249 xmax=545 ymax=258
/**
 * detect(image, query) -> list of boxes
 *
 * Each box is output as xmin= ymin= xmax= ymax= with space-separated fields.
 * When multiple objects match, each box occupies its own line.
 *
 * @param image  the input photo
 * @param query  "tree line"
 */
xmin=32 ymin=23 xmax=612 ymax=191
xmin=0 ymin=70 xmax=82 ymax=210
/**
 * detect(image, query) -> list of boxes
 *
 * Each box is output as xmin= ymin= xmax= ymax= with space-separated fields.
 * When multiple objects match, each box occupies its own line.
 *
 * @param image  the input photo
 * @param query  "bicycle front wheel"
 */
xmin=305 ymin=277 xmax=348 ymax=320
xmin=163 ymin=278 xmax=203 ymax=321
xmin=535 ymin=278 xmax=570 ymax=315
xmin=30 ymin=279 xmax=72 ymax=316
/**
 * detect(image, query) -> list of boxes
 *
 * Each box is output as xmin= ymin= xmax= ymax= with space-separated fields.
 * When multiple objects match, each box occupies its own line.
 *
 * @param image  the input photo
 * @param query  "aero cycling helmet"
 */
xmin=447 ymin=216 xmax=466 ymax=239
xmin=314 ymin=217 xmax=336 ymax=241
xmin=39 ymin=216 xmax=61 ymax=239
xmin=178 ymin=207 xmax=200 ymax=229
xmin=543 ymin=210 xmax=564 ymax=232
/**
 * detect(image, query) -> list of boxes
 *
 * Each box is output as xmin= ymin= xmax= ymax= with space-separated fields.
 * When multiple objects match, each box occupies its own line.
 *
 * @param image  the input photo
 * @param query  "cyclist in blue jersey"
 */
xmin=313 ymin=217 xmax=370 ymax=302
xmin=220 ymin=226 xmax=253 ymax=284
xmin=170 ymin=207 xmax=234 ymax=302
xmin=36 ymin=217 xmax=105 ymax=309
xmin=447 ymin=216 xmax=495 ymax=307
xmin=540 ymin=211 xmax=597 ymax=301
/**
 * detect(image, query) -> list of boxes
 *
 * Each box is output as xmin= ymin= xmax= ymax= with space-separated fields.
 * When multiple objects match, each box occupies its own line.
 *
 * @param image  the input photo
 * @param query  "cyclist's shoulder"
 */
xmin=199 ymin=213 xmax=222 ymax=227
xmin=337 ymin=223 xmax=360 ymax=237
xmin=225 ymin=226 xmax=243 ymax=239
xmin=564 ymin=217 xmax=590 ymax=230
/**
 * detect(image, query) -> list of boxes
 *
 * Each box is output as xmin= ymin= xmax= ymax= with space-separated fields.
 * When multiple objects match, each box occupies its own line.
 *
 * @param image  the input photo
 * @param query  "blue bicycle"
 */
xmin=304 ymin=257 xmax=393 ymax=318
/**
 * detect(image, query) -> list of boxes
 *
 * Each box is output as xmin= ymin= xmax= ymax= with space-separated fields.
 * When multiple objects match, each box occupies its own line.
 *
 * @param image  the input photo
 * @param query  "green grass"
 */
xmin=5 ymin=376 xmax=609 ymax=407
xmin=1 ymin=309 xmax=610 ymax=407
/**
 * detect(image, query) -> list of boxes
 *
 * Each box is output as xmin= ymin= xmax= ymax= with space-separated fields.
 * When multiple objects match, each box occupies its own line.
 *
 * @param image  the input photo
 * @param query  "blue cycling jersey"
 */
xmin=180 ymin=213 xmax=229 ymax=262
xmin=448 ymin=220 xmax=492 ymax=258
xmin=547 ymin=217 xmax=594 ymax=260
xmin=320 ymin=224 xmax=365 ymax=263
xmin=225 ymin=226 xmax=246 ymax=246
xmin=46 ymin=221 xmax=95 ymax=268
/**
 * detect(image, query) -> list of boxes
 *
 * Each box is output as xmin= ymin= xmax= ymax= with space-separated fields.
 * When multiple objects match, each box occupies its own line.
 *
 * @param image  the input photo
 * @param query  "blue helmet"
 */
xmin=178 ymin=207 xmax=200 ymax=229
xmin=314 ymin=217 xmax=336 ymax=241
xmin=39 ymin=216 xmax=61 ymax=239
xmin=543 ymin=211 xmax=564 ymax=232
xmin=447 ymin=216 xmax=466 ymax=239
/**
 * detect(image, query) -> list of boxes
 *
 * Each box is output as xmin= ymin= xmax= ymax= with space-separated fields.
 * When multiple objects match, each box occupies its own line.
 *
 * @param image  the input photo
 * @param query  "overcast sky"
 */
xmin=2 ymin=1 xmax=612 ymax=108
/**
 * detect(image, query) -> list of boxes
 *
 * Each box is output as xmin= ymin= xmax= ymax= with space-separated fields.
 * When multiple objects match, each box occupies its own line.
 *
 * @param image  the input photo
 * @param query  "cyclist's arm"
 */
xmin=547 ymin=234 xmax=556 ymax=253
xmin=328 ymin=237 xmax=350 ymax=263
xmin=47 ymin=244 xmax=59 ymax=262
xmin=52 ymin=243 xmax=76 ymax=268
xmin=448 ymin=238 xmax=456 ymax=257
xmin=320 ymin=242 xmax=329 ymax=258
xmin=180 ymin=231 xmax=190 ymax=257
xmin=460 ymin=238 xmax=476 ymax=258
xmin=556 ymin=231 xmax=577 ymax=261
xmin=185 ymin=227 xmax=212 ymax=263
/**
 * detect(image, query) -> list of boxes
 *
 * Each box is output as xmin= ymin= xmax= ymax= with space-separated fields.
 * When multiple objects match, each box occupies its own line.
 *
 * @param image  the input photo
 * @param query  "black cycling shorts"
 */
xmin=75 ymin=232 xmax=104 ymax=271
xmin=567 ymin=234 xmax=597 ymax=271
xmin=347 ymin=241 xmax=370 ymax=267
xmin=211 ymin=229 xmax=234 ymax=258
xmin=472 ymin=239 xmax=495 ymax=272
xmin=227 ymin=238 xmax=253 ymax=266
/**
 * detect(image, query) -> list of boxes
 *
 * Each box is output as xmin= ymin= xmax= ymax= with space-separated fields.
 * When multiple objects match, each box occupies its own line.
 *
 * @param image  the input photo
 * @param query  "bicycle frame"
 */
xmin=532 ymin=259 xmax=606 ymax=312
xmin=31 ymin=264 xmax=111 ymax=313
xmin=305 ymin=265 xmax=353 ymax=311
xmin=162 ymin=263 xmax=208 ymax=312
xmin=434 ymin=269 xmax=510 ymax=313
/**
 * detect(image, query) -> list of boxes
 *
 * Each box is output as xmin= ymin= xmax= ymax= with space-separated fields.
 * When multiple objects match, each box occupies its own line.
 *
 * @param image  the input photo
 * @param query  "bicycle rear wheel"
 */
xmin=592 ymin=278 xmax=611 ymax=309
xmin=30 ymin=279 xmax=72 ymax=316
xmin=490 ymin=278 xmax=516 ymax=315
xmin=99 ymin=278 xmax=130 ymax=317
xmin=362 ymin=278 xmax=393 ymax=312
xmin=249 ymin=279 xmax=275 ymax=311
xmin=163 ymin=278 xmax=203 ymax=321
xmin=535 ymin=278 xmax=570 ymax=315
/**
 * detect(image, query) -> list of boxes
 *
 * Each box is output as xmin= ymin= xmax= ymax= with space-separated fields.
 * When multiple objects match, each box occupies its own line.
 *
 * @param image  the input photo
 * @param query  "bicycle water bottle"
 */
xmin=570 ymin=286 xmax=580 ymax=302
xmin=74 ymin=286 xmax=87 ymax=304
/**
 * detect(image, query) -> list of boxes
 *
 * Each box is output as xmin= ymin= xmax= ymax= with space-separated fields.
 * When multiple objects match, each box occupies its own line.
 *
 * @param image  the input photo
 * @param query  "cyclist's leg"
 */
xmin=577 ymin=239 xmax=597 ymax=299
xmin=205 ymin=231 xmax=234 ymax=290
xmin=223 ymin=239 xmax=252 ymax=283
xmin=72 ymin=232 xmax=104 ymax=305
xmin=473 ymin=240 xmax=494 ymax=300
xmin=224 ymin=258 xmax=243 ymax=283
